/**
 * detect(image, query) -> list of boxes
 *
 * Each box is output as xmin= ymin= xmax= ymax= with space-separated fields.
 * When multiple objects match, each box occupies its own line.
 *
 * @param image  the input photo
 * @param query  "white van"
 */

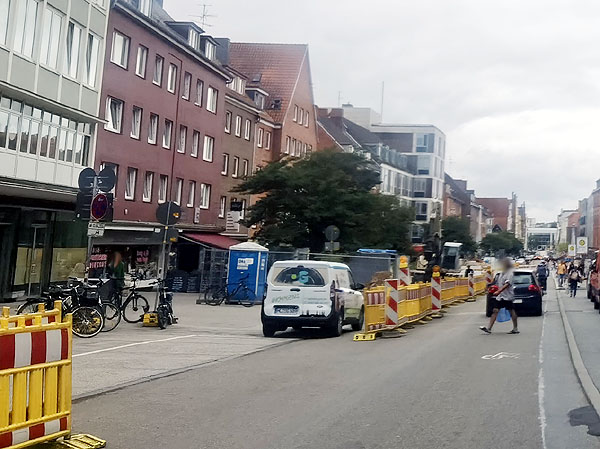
xmin=261 ymin=261 xmax=365 ymax=337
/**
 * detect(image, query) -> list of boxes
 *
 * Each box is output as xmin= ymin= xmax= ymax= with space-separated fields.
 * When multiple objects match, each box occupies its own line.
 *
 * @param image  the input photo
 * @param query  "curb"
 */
xmin=555 ymin=285 xmax=600 ymax=416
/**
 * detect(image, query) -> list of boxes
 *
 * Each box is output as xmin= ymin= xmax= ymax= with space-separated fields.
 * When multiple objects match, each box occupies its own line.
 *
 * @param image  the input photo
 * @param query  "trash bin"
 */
xmin=227 ymin=242 xmax=269 ymax=303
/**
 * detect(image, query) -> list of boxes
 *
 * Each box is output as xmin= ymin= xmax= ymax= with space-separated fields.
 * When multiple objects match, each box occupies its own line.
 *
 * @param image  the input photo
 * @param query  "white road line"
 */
xmin=538 ymin=296 xmax=548 ymax=449
xmin=73 ymin=335 xmax=199 ymax=358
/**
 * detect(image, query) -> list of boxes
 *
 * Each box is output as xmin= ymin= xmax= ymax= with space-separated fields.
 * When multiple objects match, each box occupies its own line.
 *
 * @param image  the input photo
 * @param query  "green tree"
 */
xmin=480 ymin=231 xmax=523 ymax=256
xmin=557 ymin=242 xmax=568 ymax=253
xmin=441 ymin=216 xmax=477 ymax=254
xmin=234 ymin=150 xmax=414 ymax=252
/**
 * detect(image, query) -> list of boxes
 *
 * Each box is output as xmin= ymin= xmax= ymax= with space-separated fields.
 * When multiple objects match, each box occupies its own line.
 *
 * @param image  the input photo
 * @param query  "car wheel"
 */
xmin=351 ymin=308 xmax=364 ymax=331
xmin=263 ymin=324 xmax=276 ymax=338
xmin=329 ymin=311 xmax=343 ymax=337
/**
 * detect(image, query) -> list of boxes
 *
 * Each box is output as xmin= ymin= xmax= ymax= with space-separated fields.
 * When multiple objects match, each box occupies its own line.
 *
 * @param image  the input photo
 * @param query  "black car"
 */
xmin=486 ymin=269 xmax=543 ymax=317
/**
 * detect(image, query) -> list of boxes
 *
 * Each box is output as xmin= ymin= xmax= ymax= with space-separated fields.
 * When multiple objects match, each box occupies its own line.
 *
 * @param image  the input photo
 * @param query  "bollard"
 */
xmin=431 ymin=268 xmax=443 ymax=318
xmin=398 ymin=256 xmax=411 ymax=286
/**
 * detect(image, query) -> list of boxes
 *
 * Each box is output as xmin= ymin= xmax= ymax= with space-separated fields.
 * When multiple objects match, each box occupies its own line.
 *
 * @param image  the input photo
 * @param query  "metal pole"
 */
xmin=84 ymin=177 xmax=99 ymax=282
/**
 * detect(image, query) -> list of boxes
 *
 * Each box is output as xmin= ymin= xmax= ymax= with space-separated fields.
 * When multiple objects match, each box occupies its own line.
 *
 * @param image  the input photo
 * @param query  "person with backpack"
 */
xmin=568 ymin=265 xmax=581 ymax=297
xmin=536 ymin=262 xmax=549 ymax=292
xmin=557 ymin=260 xmax=567 ymax=287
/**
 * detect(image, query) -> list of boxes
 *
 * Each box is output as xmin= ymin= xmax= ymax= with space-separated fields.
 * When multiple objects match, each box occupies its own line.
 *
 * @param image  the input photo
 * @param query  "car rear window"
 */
xmin=272 ymin=266 xmax=327 ymax=287
xmin=513 ymin=273 xmax=534 ymax=285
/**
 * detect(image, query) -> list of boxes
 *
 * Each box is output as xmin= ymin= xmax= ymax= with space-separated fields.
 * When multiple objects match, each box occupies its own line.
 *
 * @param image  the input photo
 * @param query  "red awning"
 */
xmin=182 ymin=233 xmax=241 ymax=250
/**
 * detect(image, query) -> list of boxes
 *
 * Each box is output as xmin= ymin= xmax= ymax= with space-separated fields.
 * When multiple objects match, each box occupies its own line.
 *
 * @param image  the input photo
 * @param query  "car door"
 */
xmin=346 ymin=269 xmax=363 ymax=312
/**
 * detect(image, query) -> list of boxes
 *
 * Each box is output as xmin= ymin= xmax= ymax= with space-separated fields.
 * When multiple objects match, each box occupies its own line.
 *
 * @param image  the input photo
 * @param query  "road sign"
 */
xmin=156 ymin=202 xmax=181 ymax=225
xmin=324 ymin=241 xmax=340 ymax=252
xmin=78 ymin=168 xmax=97 ymax=191
xmin=568 ymin=244 xmax=576 ymax=256
xmin=324 ymin=225 xmax=340 ymax=242
xmin=97 ymin=167 xmax=117 ymax=193
xmin=577 ymin=237 xmax=588 ymax=254
xmin=87 ymin=221 xmax=105 ymax=237
xmin=90 ymin=193 xmax=109 ymax=220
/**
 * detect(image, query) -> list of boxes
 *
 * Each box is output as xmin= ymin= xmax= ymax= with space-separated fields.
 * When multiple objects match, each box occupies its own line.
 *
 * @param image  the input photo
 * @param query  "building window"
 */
xmin=234 ymin=116 xmax=242 ymax=137
xmin=148 ymin=113 xmax=158 ymax=144
xmin=64 ymin=21 xmax=82 ymax=78
xmin=125 ymin=167 xmax=137 ymax=200
xmin=153 ymin=55 xmax=164 ymax=86
xmin=244 ymin=119 xmax=251 ymax=141
xmin=304 ymin=111 xmax=309 ymax=127
xmin=284 ymin=136 xmax=291 ymax=154
xmin=291 ymin=138 xmax=297 ymax=156
xmin=0 ymin=0 xmax=10 ymax=46
xmin=163 ymin=119 xmax=173 ymax=149
xmin=232 ymin=156 xmax=239 ymax=178
xmin=221 ymin=153 xmax=229 ymax=175
xmin=205 ymin=40 xmax=216 ymax=60
xmin=200 ymin=183 xmax=211 ymax=209
xmin=104 ymin=97 xmax=123 ymax=133
xmin=299 ymin=108 xmax=304 ymax=125
xmin=142 ymin=171 xmax=153 ymax=202
xmin=293 ymin=105 xmax=298 ymax=122
xmin=110 ymin=30 xmax=130 ymax=69
xmin=240 ymin=199 xmax=247 ymax=219
xmin=167 ymin=63 xmax=177 ymax=93
xmin=224 ymin=111 xmax=232 ymax=133
xmin=85 ymin=33 xmax=100 ymax=87
xmin=191 ymin=130 xmax=200 ymax=157
xmin=135 ymin=45 xmax=148 ymax=78
xmin=182 ymin=72 xmax=192 ymax=100
xmin=174 ymin=178 xmax=183 ymax=205
xmin=177 ymin=125 xmax=187 ymax=153
xmin=413 ymin=178 xmax=426 ymax=197
xmin=14 ymin=0 xmax=39 ymax=58
xmin=415 ymin=202 xmax=428 ymax=221
xmin=130 ymin=106 xmax=142 ymax=139
xmin=195 ymin=80 xmax=203 ymax=106
xmin=136 ymin=0 xmax=151 ymax=16
xmin=188 ymin=28 xmax=200 ymax=50
xmin=158 ymin=174 xmax=168 ymax=203
xmin=265 ymin=131 xmax=271 ymax=150
xmin=219 ymin=196 xmax=226 ymax=218
xmin=203 ymin=135 xmax=214 ymax=162
xmin=207 ymin=87 xmax=218 ymax=113
xmin=257 ymin=128 xmax=264 ymax=148
xmin=40 ymin=6 xmax=62 ymax=69
xmin=243 ymin=159 xmax=249 ymax=177
xmin=187 ymin=181 xmax=196 ymax=207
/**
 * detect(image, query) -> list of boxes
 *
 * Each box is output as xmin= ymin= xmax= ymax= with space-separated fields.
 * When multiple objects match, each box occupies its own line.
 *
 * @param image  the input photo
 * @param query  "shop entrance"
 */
xmin=14 ymin=224 xmax=47 ymax=297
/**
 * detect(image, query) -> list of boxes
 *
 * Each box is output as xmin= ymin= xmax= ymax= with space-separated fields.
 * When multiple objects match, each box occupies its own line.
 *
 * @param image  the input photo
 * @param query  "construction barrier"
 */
xmin=474 ymin=275 xmax=487 ymax=295
xmin=398 ymin=262 xmax=411 ymax=286
xmin=455 ymin=278 xmax=469 ymax=300
xmin=441 ymin=279 xmax=456 ymax=306
xmin=0 ymin=302 xmax=72 ymax=449
xmin=431 ymin=272 xmax=442 ymax=312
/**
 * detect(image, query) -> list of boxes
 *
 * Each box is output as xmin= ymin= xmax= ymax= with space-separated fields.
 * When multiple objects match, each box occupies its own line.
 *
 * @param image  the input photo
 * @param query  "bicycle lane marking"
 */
xmin=73 ymin=334 xmax=200 ymax=358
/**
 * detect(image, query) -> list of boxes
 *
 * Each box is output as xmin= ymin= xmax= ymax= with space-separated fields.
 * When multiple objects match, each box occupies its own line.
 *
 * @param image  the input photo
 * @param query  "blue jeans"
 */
xmin=569 ymin=281 xmax=578 ymax=296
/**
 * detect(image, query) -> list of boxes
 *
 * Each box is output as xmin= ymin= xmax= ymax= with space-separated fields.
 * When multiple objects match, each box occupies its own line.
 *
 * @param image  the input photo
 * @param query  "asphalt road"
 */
xmin=72 ymin=286 xmax=600 ymax=449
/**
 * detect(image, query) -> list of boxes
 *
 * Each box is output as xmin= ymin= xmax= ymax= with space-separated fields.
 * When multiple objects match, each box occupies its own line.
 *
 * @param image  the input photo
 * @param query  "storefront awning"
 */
xmin=182 ymin=233 xmax=241 ymax=249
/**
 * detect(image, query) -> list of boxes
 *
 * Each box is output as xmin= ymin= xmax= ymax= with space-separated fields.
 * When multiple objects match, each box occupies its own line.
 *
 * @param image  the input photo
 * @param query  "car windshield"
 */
xmin=271 ymin=266 xmax=327 ymax=287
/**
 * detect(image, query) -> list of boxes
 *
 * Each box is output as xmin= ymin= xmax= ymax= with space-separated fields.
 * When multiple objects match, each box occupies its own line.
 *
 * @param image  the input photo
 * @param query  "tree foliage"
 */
xmin=480 ymin=231 xmax=523 ymax=256
xmin=441 ymin=216 xmax=477 ymax=254
xmin=234 ymin=150 xmax=414 ymax=252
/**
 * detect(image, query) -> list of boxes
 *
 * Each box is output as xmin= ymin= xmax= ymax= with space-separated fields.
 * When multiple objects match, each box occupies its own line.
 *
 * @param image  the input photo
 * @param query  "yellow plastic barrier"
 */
xmin=441 ymin=279 xmax=457 ymax=306
xmin=418 ymin=283 xmax=432 ymax=319
xmin=0 ymin=302 xmax=72 ymax=449
xmin=455 ymin=278 xmax=469 ymax=300
xmin=474 ymin=275 xmax=486 ymax=295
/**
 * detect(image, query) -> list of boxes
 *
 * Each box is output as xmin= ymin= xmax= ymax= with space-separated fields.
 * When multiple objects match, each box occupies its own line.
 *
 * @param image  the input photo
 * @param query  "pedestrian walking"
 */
xmin=536 ymin=262 xmax=548 ymax=293
xmin=568 ymin=266 xmax=581 ymax=297
xmin=557 ymin=260 xmax=567 ymax=287
xmin=480 ymin=258 xmax=519 ymax=335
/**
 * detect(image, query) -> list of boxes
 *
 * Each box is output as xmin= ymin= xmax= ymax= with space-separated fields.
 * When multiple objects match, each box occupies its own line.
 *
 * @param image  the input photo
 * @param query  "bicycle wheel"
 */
xmin=17 ymin=300 xmax=46 ymax=315
xmin=100 ymin=302 xmax=121 ymax=332
xmin=203 ymin=286 xmax=226 ymax=306
xmin=71 ymin=306 xmax=104 ymax=338
xmin=122 ymin=294 xmax=150 ymax=323
xmin=239 ymin=287 xmax=256 ymax=308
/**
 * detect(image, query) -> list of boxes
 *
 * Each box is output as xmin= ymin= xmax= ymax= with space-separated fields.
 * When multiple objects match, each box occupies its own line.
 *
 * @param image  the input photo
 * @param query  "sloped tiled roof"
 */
xmin=343 ymin=119 xmax=380 ymax=146
xmin=228 ymin=43 xmax=308 ymax=124
xmin=318 ymin=117 xmax=355 ymax=146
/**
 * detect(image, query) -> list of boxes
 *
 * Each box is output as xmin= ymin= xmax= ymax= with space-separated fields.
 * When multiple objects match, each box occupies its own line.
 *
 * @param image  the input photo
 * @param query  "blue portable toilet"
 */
xmin=227 ymin=242 xmax=269 ymax=303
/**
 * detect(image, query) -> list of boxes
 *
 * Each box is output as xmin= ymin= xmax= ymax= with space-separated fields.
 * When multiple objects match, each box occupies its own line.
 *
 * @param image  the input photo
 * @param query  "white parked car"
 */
xmin=261 ymin=261 xmax=365 ymax=337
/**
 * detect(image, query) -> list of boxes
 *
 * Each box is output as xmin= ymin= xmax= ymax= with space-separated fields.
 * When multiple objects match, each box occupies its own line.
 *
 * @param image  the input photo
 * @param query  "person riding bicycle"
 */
xmin=536 ymin=262 xmax=549 ymax=292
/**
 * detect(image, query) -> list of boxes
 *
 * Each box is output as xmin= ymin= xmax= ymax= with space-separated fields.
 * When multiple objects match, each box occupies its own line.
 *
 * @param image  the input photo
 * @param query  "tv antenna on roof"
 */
xmin=191 ymin=4 xmax=216 ymax=28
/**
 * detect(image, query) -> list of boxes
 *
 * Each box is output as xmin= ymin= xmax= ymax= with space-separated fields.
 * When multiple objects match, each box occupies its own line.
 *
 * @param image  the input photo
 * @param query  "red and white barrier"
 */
xmin=0 ymin=418 xmax=68 ymax=448
xmin=366 ymin=290 xmax=385 ymax=331
xmin=384 ymin=279 xmax=399 ymax=326
xmin=0 ymin=329 xmax=69 ymax=369
xmin=431 ymin=273 xmax=442 ymax=311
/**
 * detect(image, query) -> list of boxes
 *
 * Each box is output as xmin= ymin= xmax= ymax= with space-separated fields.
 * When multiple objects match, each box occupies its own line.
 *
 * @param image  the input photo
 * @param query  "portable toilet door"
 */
xmin=227 ymin=242 xmax=269 ymax=303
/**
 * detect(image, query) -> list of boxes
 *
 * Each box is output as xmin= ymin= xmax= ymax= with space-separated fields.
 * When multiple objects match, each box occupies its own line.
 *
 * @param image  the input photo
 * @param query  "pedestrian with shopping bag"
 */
xmin=568 ymin=266 xmax=581 ymax=297
xmin=480 ymin=258 xmax=519 ymax=334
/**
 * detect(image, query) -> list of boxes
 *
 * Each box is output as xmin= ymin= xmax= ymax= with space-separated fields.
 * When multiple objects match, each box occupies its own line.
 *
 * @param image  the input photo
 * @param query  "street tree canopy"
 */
xmin=480 ymin=231 xmax=523 ymax=256
xmin=442 ymin=216 xmax=477 ymax=254
xmin=234 ymin=150 xmax=414 ymax=252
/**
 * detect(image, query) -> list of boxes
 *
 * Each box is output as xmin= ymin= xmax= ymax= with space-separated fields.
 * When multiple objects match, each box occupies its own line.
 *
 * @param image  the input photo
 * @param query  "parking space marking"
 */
xmin=73 ymin=334 xmax=199 ymax=358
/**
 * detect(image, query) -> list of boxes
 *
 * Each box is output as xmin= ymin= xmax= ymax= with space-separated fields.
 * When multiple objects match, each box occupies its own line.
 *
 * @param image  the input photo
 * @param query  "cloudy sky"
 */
xmin=164 ymin=0 xmax=600 ymax=222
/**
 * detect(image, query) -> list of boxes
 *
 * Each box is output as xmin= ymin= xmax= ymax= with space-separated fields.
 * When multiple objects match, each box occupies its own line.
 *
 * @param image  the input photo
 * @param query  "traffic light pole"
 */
xmin=84 ymin=176 xmax=99 ymax=282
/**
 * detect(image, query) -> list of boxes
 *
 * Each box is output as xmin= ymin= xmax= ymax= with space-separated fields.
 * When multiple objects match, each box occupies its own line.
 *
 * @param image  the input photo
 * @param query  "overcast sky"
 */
xmin=164 ymin=0 xmax=600 ymax=222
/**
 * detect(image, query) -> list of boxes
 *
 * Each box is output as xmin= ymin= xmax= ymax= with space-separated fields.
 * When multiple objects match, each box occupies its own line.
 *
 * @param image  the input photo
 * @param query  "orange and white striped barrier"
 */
xmin=431 ymin=272 xmax=442 ymax=311
xmin=384 ymin=279 xmax=399 ymax=326
xmin=398 ymin=256 xmax=411 ymax=286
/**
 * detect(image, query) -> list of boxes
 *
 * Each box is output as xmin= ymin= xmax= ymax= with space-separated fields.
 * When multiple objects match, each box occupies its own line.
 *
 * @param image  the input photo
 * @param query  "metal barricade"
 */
xmin=0 ymin=302 xmax=72 ymax=449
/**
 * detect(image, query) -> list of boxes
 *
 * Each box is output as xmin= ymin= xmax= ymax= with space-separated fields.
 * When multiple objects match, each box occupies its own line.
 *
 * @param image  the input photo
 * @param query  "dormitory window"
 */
xmin=182 ymin=72 xmax=192 ymax=100
xmin=64 ymin=21 xmax=82 ymax=78
xmin=85 ymin=33 xmax=100 ymax=87
xmin=148 ymin=113 xmax=158 ymax=144
xmin=110 ymin=30 xmax=130 ymax=69
xmin=265 ymin=132 xmax=271 ymax=149
xmin=200 ymin=184 xmax=211 ymax=209
xmin=244 ymin=119 xmax=251 ymax=141
xmin=158 ymin=175 xmax=168 ymax=203
xmin=0 ymin=0 xmax=10 ymax=46
xmin=14 ymin=0 xmax=39 ymax=58
xmin=203 ymin=135 xmax=214 ymax=162
xmin=163 ymin=119 xmax=173 ymax=149
xmin=232 ymin=156 xmax=239 ymax=178
xmin=125 ymin=167 xmax=137 ymax=200
xmin=195 ymin=80 xmax=204 ymax=106
xmin=293 ymin=105 xmax=298 ymax=122
xmin=219 ymin=196 xmax=226 ymax=218
xmin=257 ymin=128 xmax=263 ymax=148
xmin=135 ymin=46 xmax=148 ymax=78
xmin=167 ymin=64 xmax=177 ymax=93
xmin=205 ymin=41 xmax=216 ymax=60
xmin=130 ymin=106 xmax=142 ymax=139
xmin=178 ymin=125 xmax=186 ymax=153
xmin=153 ymin=55 xmax=164 ymax=86
xmin=225 ymin=111 xmax=232 ymax=133
xmin=40 ymin=6 xmax=62 ymax=69
xmin=207 ymin=87 xmax=218 ymax=113
xmin=142 ymin=172 xmax=153 ymax=202
xmin=105 ymin=97 xmax=123 ymax=133
xmin=191 ymin=130 xmax=200 ymax=157
xmin=235 ymin=116 xmax=242 ymax=137
xmin=221 ymin=153 xmax=229 ymax=175
xmin=174 ymin=178 xmax=183 ymax=205
xmin=187 ymin=181 xmax=196 ymax=208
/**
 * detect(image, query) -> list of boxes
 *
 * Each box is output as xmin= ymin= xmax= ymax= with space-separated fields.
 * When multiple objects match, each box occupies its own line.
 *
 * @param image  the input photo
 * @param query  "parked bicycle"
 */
xmin=100 ymin=275 xmax=151 ymax=331
xmin=202 ymin=274 xmax=256 ymax=307
xmin=150 ymin=278 xmax=177 ymax=329
xmin=17 ymin=278 xmax=105 ymax=338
